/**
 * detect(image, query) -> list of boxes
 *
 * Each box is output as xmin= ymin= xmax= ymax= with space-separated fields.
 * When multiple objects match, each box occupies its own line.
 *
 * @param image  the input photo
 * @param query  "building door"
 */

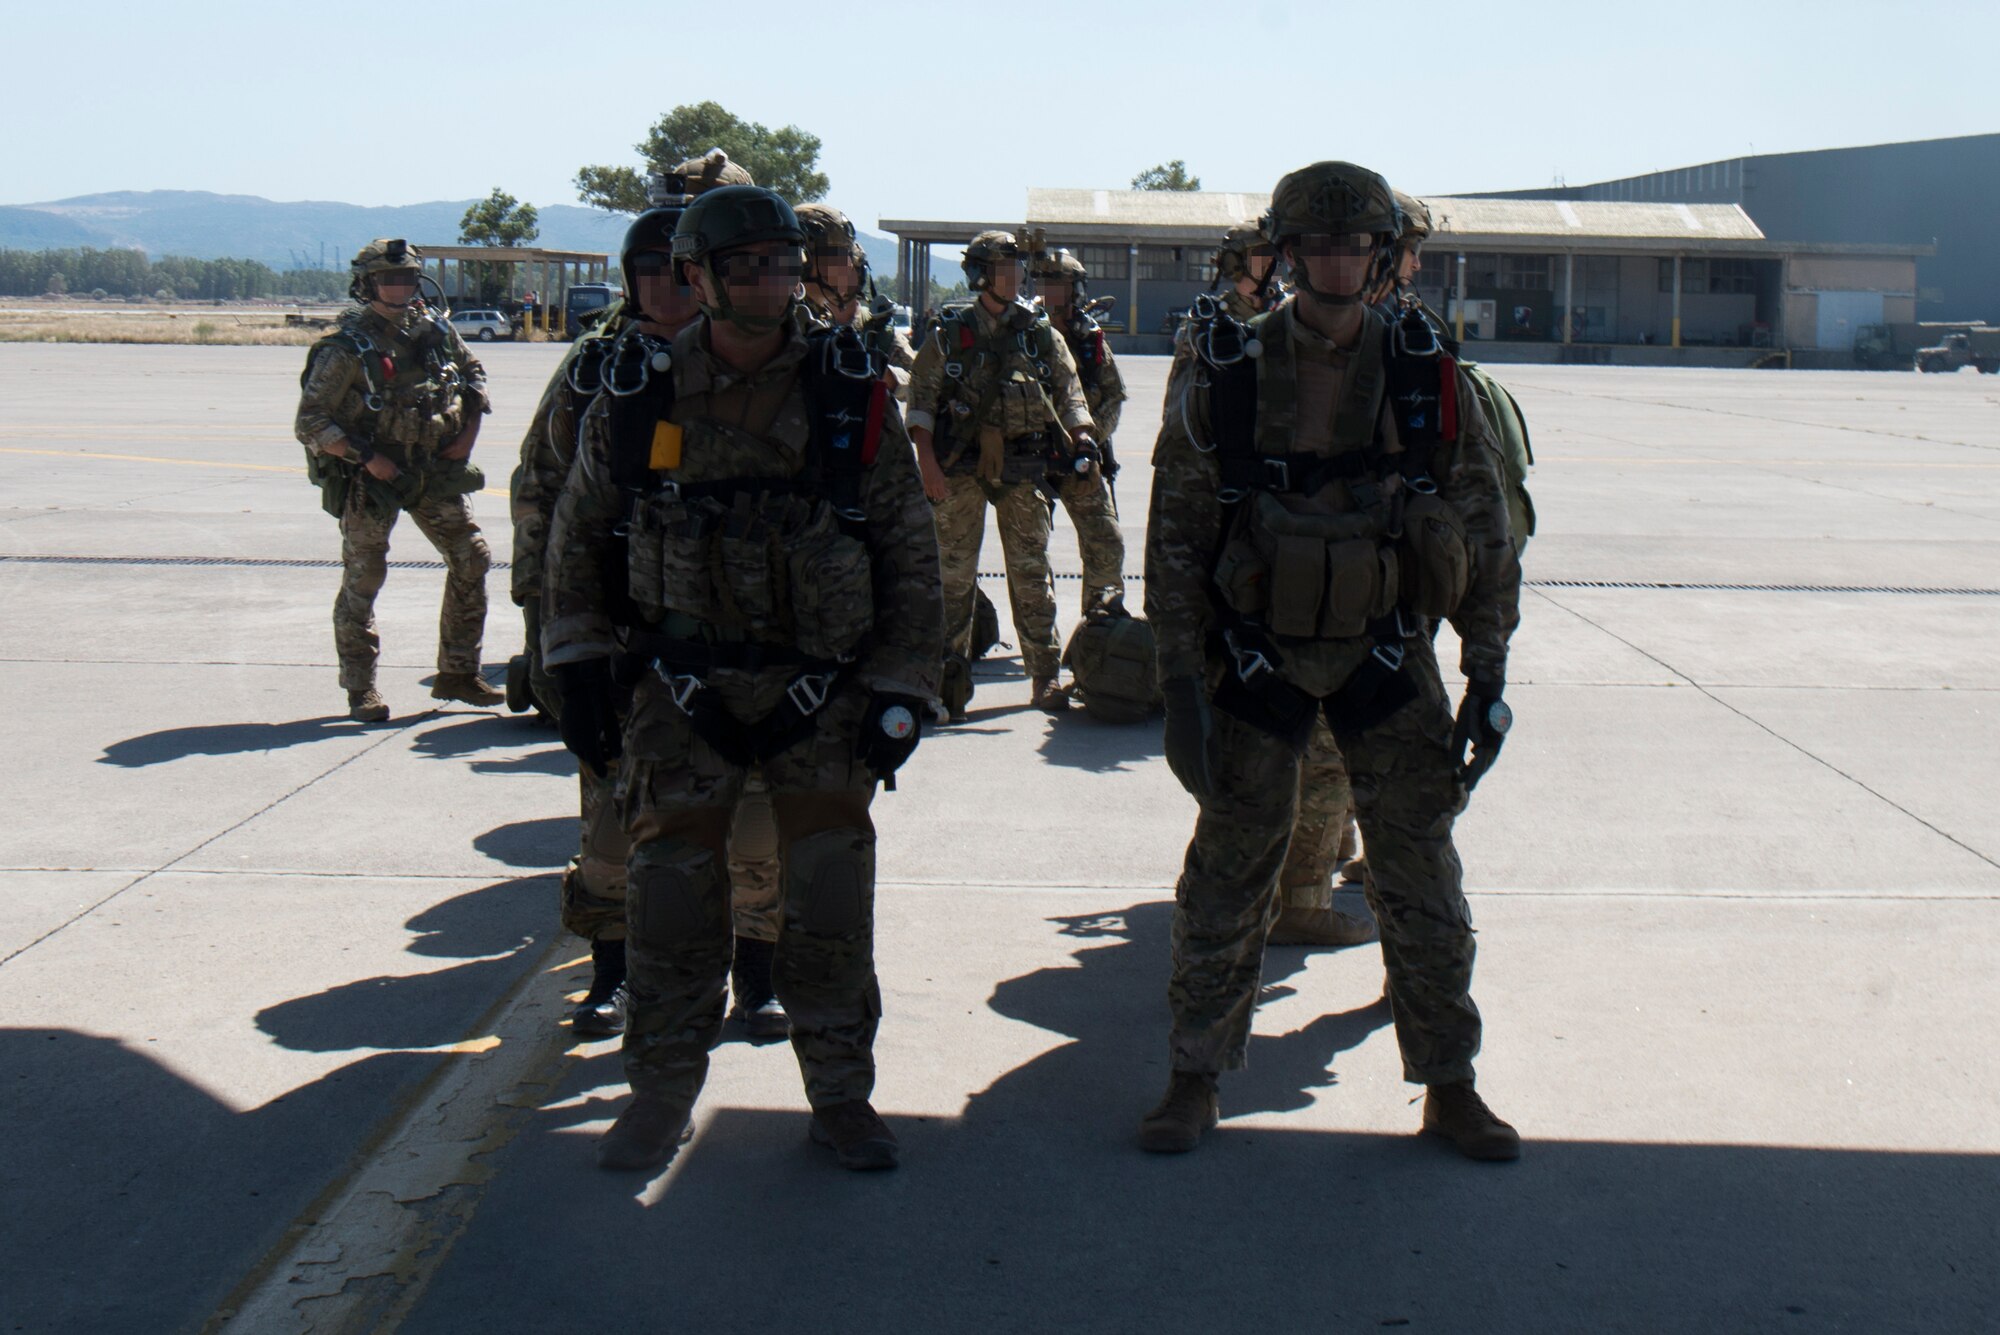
xmin=1815 ymin=291 xmax=1884 ymax=349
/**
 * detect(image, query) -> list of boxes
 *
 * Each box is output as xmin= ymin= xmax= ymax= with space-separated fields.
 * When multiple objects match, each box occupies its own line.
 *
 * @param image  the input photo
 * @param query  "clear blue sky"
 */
xmin=5 ymin=0 xmax=1996 ymax=229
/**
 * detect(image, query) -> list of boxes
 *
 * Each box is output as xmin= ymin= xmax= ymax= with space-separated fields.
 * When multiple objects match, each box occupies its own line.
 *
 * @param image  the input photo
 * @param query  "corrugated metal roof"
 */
xmin=1023 ymin=188 xmax=1764 ymax=241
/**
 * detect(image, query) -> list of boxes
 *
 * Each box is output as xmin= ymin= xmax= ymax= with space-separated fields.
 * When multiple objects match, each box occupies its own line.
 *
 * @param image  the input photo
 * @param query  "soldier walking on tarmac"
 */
xmin=906 ymin=230 xmax=1098 ymax=719
xmin=1142 ymin=162 xmax=1523 ymax=1161
xmin=294 ymin=239 xmax=501 ymax=722
xmin=543 ymin=186 xmax=942 ymax=1173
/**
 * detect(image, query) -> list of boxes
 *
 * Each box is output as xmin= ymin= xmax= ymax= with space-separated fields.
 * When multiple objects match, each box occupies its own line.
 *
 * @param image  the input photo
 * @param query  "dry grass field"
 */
xmin=0 ymin=300 xmax=334 ymax=345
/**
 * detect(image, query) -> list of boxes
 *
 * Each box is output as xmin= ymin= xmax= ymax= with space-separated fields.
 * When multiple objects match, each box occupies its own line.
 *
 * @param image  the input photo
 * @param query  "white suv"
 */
xmin=449 ymin=309 xmax=513 ymax=342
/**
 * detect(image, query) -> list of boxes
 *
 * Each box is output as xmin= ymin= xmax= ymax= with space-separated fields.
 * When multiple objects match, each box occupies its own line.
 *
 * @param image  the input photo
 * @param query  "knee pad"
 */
xmin=786 ymin=828 xmax=874 ymax=937
xmin=730 ymin=787 xmax=779 ymax=864
xmin=628 ymin=846 xmax=725 ymax=948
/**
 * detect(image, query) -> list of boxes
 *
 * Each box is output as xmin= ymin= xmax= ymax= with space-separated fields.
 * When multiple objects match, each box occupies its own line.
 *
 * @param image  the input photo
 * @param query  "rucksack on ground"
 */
xmin=1061 ymin=608 xmax=1161 ymax=724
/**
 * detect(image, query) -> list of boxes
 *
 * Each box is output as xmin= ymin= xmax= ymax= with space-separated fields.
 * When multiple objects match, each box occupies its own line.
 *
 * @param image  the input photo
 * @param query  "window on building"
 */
xmin=1466 ymin=253 xmax=1502 ymax=288
xmin=1076 ymin=245 xmax=1129 ymax=282
xmin=1707 ymin=258 xmax=1756 ymax=295
xmin=1500 ymin=255 xmax=1550 ymax=290
xmin=1136 ymin=246 xmax=1179 ymax=281
xmin=1184 ymin=249 xmax=1214 ymax=283
xmin=1657 ymin=258 xmax=1710 ymax=294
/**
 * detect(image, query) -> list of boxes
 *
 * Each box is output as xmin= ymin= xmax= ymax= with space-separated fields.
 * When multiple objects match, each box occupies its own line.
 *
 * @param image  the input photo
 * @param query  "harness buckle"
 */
xmin=1407 ymin=474 xmax=1439 ymax=495
xmin=654 ymin=664 xmax=704 ymax=713
xmin=786 ymin=671 xmax=836 ymax=716
xmin=362 ymin=393 xmax=385 ymax=413
xmin=1223 ymin=629 xmax=1275 ymax=684
xmin=1262 ymin=458 xmax=1292 ymax=491
xmin=944 ymin=360 xmax=965 ymax=381
xmin=1393 ymin=316 xmax=1441 ymax=359
xmin=825 ymin=329 xmax=876 ymax=381
xmin=1370 ymin=641 xmax=1406 ymax=674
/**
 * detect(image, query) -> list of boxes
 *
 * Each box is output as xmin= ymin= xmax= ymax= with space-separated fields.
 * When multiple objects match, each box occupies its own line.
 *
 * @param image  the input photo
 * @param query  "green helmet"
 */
xmin=671 ymin=185 xmax=805 ymax=332
xmin=962 ymin=230 xmax=1023 ymax=292
xmin=1262 ymin=162 xmax=1401 ymax=247
xmin=666 ymin=149 xmax=755 ymax=197
xmin=1394 ymin=190 xmax=1432 ymax=244
xmin=1213 ymin=220 xmax=1274 ymax=284
xmin=349 ymin=237 xmax=421 ymax=302
xmin=1030 ymin=247 xmax=1087 ymax=285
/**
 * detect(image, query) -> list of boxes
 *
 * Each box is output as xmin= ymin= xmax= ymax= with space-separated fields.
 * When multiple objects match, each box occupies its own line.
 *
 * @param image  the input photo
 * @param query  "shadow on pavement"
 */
xmin=0 ymin=872 xmax=556 ymax=1333
xmin=395 ymin=894 xmax=1998 ymax=1332
xmin=473 ymin=817 xmax=574 ymax=869
xmin=410 ymin=714 xmax=573 ymax=777
xmin=97 ymin=715 xmax=363 ymax=767
xmin=1033 ymin=712 xmax=1165 ymax=771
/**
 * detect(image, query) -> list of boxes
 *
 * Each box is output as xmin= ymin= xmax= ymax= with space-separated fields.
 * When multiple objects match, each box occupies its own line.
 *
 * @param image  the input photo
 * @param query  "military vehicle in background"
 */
xmin=1915 ymin=328 xmax=2000 ymax=374
xmin=563 ymin=282 xmax=619 ymax=340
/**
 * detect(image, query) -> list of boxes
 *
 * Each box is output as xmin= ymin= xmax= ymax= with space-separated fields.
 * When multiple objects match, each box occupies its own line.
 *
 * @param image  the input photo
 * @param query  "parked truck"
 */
xmin=1915 ymin=329 xmax=2000 ymax=374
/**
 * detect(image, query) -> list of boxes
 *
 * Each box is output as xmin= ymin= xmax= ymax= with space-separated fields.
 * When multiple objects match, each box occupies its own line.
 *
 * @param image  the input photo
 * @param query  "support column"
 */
xmin=1126 ymin=242 xmax=1140 ymax=335
xmin=1672 ymin=254 xmax=1683 ymax=349
xmin=1454 ymin=252 xmax=1467 ymax=343
xmin=1563 ymin=251 xmax=1575 ymax=344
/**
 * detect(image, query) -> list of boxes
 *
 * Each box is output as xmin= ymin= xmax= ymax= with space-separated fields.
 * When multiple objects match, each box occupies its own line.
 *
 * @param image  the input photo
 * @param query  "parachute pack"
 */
xmin=1061 ymin=607 xmax=1161 ymax=724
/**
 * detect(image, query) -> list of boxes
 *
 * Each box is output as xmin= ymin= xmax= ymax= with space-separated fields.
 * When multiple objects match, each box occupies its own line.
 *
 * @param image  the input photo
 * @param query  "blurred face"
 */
xmin=1288 ymin=232 xmax=1376 ymax=301
xmin=630 ymin=249 xmax=697 ymax=327
xmin=813 ymin=247 xmax=860 ymax=298
xmin=693 ymin=241 xmax=804 ymax=325
xmin=1039 ymin=277 xmax=1073 ymax=310
xmin=370 ymin=270 xmax=419 ymax=309
xmin=985 ymin=256 xmax=1024 ymax=302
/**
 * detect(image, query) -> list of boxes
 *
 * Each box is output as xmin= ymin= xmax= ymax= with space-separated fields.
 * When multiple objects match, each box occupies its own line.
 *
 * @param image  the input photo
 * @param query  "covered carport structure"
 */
xmin=413 ymin=245 xmax=612 ymax=329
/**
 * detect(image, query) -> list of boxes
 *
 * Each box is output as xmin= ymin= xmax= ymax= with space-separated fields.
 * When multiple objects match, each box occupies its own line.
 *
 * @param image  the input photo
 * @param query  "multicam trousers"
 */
xmin=618 ymin=672 xmax=883 ymax=1110
xmin=1277 ymin=716 xmax=1361 ymax=911
xmin=934 ymin=473 xmax=1060 ymax=679
xmin=1054 ymin=468 xmax=1126 ymax=618
xmin=1167 ymin=638 xmax=1481 ymax=1085
xmin=334 ymin=488 xmax=489 ymax=692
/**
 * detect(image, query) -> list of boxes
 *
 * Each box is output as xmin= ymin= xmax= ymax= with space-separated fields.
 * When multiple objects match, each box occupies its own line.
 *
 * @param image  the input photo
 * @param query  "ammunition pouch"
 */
xmin=1214 ymin=493 xmax=1397 ymax=640
xmin=426 ymin=458 xmax=486 ymax=499
xmin=304 ymin=447 xmax=354 ymax=519
xmin=1395 ymin=487 xmax=1472 ymax=618
xmin=625 ymin=489 xmax=874 ymax=658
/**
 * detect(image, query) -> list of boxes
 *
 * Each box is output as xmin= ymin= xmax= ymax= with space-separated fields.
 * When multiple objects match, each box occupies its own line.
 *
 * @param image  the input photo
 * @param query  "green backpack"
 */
xmin=1061 ymin=608 xmax=1162 ymax=724
xmin=1460 ymin=363 xmax=1535 ymax=556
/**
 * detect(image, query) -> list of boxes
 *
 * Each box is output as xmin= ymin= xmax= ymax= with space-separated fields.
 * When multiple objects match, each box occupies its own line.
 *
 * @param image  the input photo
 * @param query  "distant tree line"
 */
xmin=0 ymin=248 xmax=350 ymax=301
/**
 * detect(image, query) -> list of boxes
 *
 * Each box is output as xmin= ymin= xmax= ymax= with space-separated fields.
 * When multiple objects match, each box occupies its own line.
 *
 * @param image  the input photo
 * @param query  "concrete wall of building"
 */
xmin=1784 ymin=292 xmax=1819 ymax=350
xmin=1788 ymin=256 xmax=1915 ymax=292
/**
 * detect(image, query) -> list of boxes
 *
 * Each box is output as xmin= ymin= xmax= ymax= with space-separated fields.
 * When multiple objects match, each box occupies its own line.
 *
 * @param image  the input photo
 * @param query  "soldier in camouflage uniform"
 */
xmin=544 ymin=186 xmax=941 ymax=1173
xmin=795 ymin=203 xmax=917 ymax=393
xmin=295 ymin=239 xmax=501 ymax=722
xmin=1030 ymin=247 xmax=1127 ymax=618
xmin=510 ymin=158 xmax=788 ymax=1041
xmin=906 ymin=230 xmax=1098 ymax=718
xmin=1142 ymin=163 xmax=1523 ymax=1161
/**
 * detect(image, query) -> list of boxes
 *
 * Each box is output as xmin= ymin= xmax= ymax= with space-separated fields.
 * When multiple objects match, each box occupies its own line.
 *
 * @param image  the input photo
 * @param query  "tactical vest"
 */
xmin=928 ymin=301 xmax=1065 ymax=481
xmin=602 ymin=322 xmax=892 ymax=762
xmin=1189 ymin=297 xmax=1473 ymax=738
xmin=300 ymin=309 xmax=478 ymax=514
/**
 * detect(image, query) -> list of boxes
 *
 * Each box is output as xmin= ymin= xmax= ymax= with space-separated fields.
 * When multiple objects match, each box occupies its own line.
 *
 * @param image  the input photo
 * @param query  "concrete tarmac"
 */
xmin=1 ymin=342 xmax=1996 ymax=1333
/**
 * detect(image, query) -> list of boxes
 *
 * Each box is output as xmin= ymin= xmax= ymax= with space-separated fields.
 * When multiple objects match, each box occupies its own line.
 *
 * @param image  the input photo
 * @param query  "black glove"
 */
xmin=1161 ymin=675 xmax=1216 ymax=803
xmin=554 ymin=659 xmax=622 ymax=777
xmin=857 ymin=692 xmax=926 ymax=788
xmin=1451 ymin=675 xmax=1512 ymax=792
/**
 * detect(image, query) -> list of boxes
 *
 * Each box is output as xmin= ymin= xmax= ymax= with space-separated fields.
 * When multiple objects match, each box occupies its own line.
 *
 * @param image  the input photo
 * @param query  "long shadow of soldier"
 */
xmin=412 ymin=715 xmax=572 ymax=776
xmin=97 ymin=714 xmax=365 ymax=767
xmin=1032 ymin=712 xmax=1166 ymax=772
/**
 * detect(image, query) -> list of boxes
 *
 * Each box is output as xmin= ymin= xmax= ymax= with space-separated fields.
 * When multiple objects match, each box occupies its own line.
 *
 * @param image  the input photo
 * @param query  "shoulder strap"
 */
xmin=802 ymin=326 xmax=889 ymax=526
xmin=605 ymin=344 xmax=678 ymax=495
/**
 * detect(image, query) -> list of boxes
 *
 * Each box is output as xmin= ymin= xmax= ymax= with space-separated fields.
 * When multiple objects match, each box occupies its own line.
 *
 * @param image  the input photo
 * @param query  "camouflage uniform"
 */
xmin=1145 ymin=297 xmax=1521 ymax=1083
xmin=1049 ymin=308 xmax=1128 ymax=616
xmin=906 ymin=298 xmax=1093 ymax=680
xmin=294 ymin=304 xmax=491 ymax=692
xmin=543 ymin=316 xmax=941 ymax=1108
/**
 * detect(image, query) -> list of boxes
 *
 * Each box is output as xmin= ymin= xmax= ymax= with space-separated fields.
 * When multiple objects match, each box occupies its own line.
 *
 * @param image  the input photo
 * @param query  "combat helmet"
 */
xmin=796 ymin=203 xmax=863 ymax=292
xmin=1394 ymin=190 xmax=1433 ymax=245
xmin=1030 ymin=246 xmax=1088 ymax=287
xmin=620 ymin=207 xmax=685 ymax=320
xmin=1262 ymin=162 xmax=1402 ymax=304
xmin=962 ymin=230 xmax=1024 ymax=292
xmin=671 ymin=185 xmax=806 ymax=332
xmin=349 ymin=237 xmax=422 ymax=303
xmin=665 ymin=149 xmax=755 ymax=197
xmin=1212 ymin=220 xmax=1275 ymax=285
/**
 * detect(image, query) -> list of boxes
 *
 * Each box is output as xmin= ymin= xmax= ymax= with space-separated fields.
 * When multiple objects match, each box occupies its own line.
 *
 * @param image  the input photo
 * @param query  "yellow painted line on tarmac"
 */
xmin=1540 ymin=455 xmax=2000 ymax=468
xmin=0 ymin=445 xmax=509 ymax=496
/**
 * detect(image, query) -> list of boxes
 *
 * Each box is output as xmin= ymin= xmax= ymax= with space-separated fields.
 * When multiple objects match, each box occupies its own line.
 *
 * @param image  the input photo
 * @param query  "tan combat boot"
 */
xmin=810 ymin=1100 xmax=900 ymax=1171
xmin=1267 ymin=901 xmax=1378 ymax=947
xmin=1031 ymin=675 xmax=1070 ymax=713
xmin=596 ymin=1093 xmax=696 ymax=1172
xmin=1422 ymin=1081 xmax=1521 ymax=1161
xmin=1138 ymin=1070 xmax=1219 ymax=1153
xmin=431 ymin=672 xmax=505 ymax=706
xmin=347 ymin=689 xmax=390 ymax=723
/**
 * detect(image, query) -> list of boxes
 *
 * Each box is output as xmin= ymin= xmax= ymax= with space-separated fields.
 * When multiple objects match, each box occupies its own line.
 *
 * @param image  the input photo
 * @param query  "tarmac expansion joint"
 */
xmin=200 ymin=933 xmax=586 ymax=1335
